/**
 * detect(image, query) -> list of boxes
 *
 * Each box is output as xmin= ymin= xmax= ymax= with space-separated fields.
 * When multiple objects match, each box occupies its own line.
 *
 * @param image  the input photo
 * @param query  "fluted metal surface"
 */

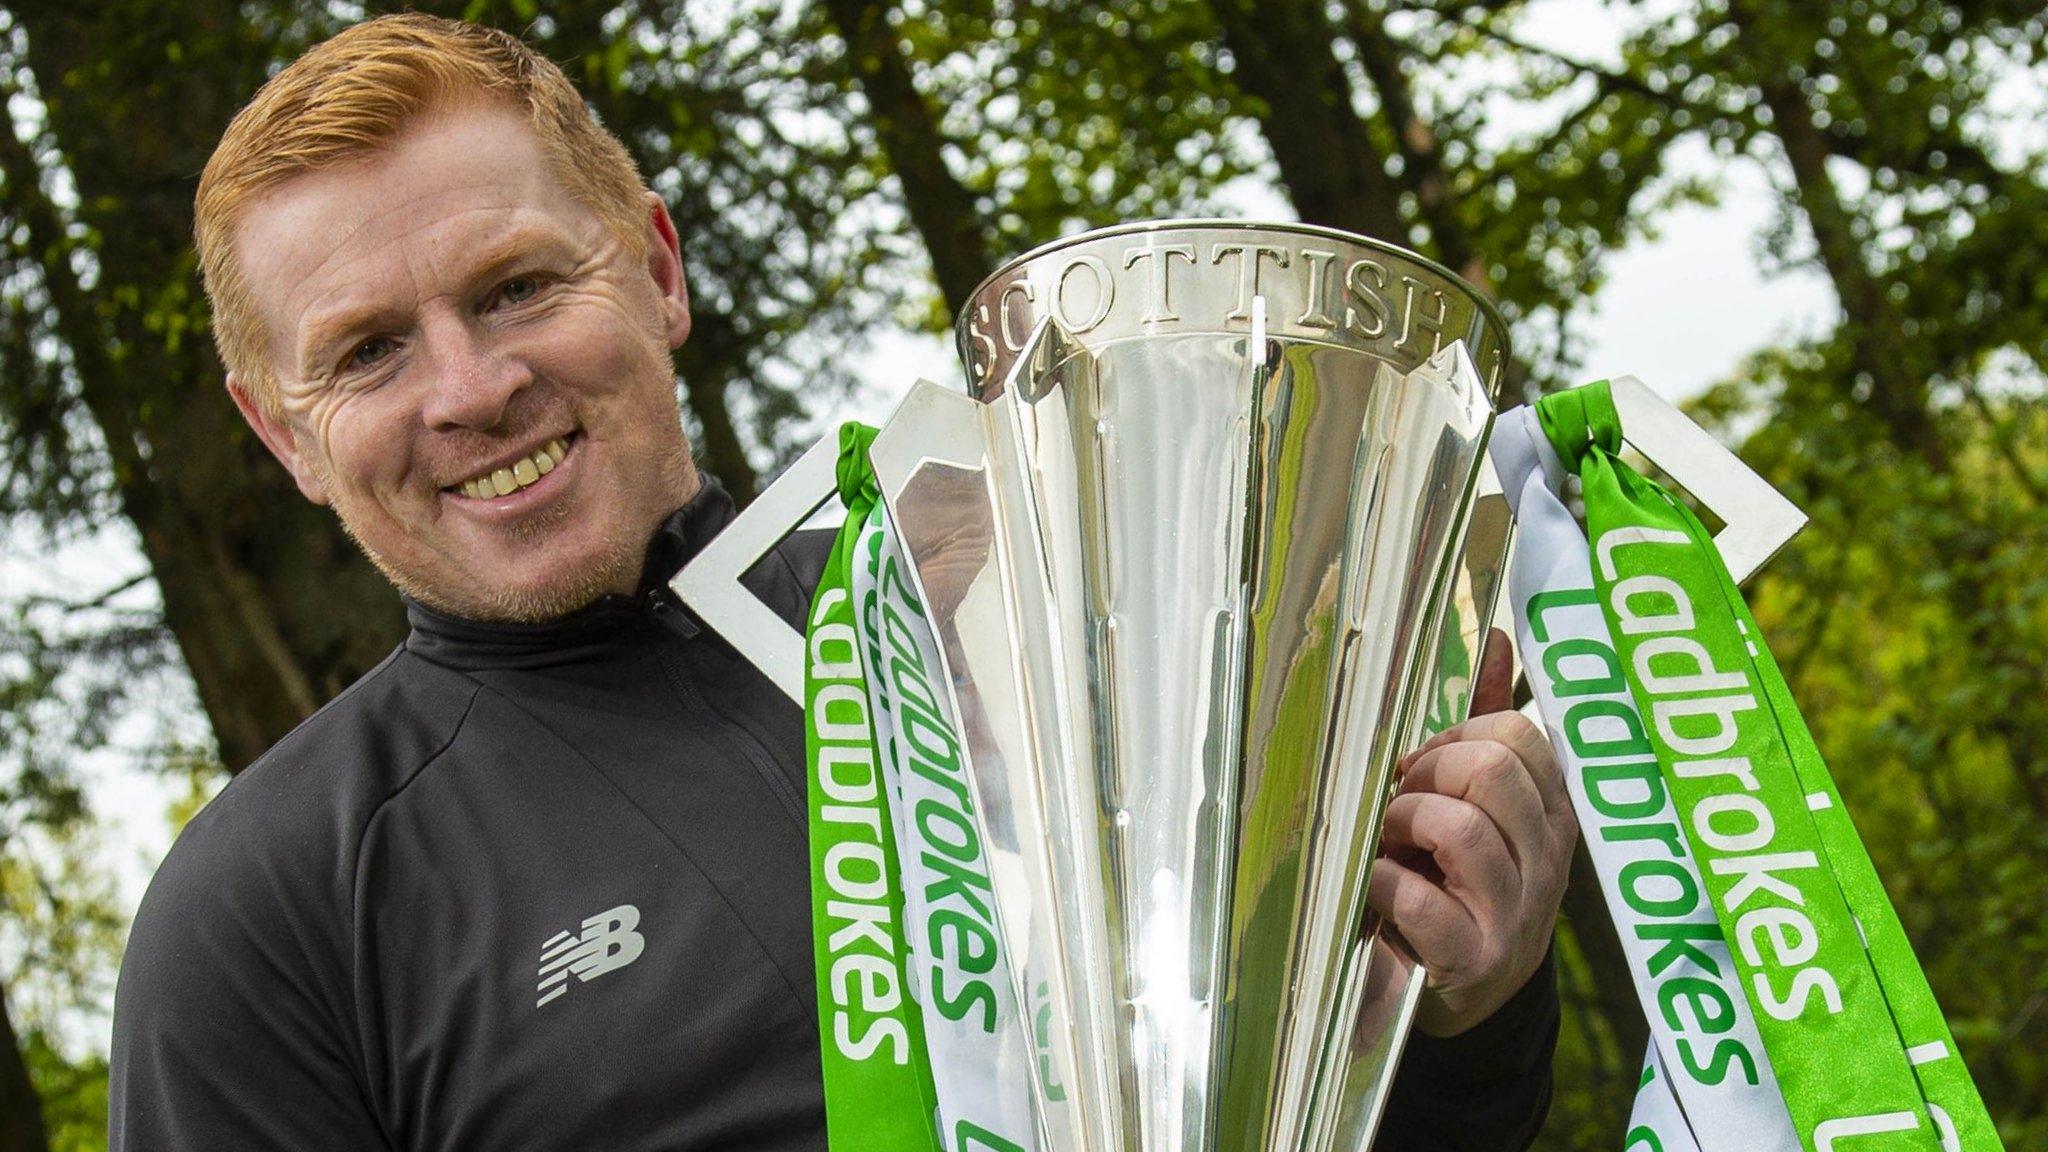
xmin=869 ymin=221 xmax=1511 ymax=1151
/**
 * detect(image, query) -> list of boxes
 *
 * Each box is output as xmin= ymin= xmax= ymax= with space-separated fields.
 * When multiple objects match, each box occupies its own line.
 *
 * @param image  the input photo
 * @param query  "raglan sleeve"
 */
xmin=109 ymin=804 xmax=390 ymax=1152
xmin=1371 ymin=944 xmax=1560 ymax=1152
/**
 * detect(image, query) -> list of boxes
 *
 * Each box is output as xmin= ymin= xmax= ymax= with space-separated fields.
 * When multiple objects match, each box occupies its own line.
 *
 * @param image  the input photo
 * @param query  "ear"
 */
xmin=643 ymin=191 xmax=692 ymax=349
xmin=228 ymin=373 xmax=330 ymax=506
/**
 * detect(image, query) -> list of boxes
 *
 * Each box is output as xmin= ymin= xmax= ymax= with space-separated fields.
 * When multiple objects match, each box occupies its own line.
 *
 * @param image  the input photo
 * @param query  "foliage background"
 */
xmin=0 ymin=0 xmax=2041 ymax=1148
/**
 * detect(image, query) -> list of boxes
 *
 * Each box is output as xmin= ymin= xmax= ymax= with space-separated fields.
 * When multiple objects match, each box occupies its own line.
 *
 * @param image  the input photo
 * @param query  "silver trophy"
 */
xmin=676 ymin=220 xmax=1804 ymax=1151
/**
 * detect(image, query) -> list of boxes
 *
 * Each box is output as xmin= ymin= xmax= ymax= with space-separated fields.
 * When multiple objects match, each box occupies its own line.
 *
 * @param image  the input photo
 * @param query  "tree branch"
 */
xmin=821 ymin=0 xmax=994 ymax=316
xmin=1459 ymin=19 xmax=1765 ymax=135
xmin=1208 ymin=0 xmax=1410 ymax=244
xmin=1344 ymin=0 xmax=1490 ymax=290
xmin=0 ymin=81 xmax=144 ymax=497
xmin=1957 ymin=379 xmax=2048 ymax=505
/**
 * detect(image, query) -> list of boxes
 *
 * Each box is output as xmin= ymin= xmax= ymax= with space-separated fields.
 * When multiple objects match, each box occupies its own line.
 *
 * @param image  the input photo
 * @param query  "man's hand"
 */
xmin=1366 ymin=627 xmax=1578 ymax=1037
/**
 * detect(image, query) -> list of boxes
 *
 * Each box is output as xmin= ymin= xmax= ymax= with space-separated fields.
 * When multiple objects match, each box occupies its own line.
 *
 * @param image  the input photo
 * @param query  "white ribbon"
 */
xmin=854 ymin=508 xmax=1041 ymax=1152
xmin=1627 ymin=1044 xmax=1704 ymax=1152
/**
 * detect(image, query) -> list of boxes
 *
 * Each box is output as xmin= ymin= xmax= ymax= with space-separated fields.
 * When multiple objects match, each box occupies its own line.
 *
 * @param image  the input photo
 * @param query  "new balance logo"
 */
xmin=536 ymin=904 xmax=645 ymax=1007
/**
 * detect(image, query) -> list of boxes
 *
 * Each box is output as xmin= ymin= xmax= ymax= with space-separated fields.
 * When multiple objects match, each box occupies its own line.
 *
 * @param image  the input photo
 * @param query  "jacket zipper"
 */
xmin=645 ymin=589 xmax=808 ymax=831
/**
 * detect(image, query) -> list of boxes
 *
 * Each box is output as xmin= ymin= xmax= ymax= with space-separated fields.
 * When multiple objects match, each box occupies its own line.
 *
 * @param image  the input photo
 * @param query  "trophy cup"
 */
xmin=675 ymin=221 xmax=1804 ymax=1151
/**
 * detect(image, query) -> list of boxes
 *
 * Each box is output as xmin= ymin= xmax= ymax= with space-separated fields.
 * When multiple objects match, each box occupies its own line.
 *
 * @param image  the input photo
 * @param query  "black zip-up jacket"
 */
xmin=110 ymin=480 xmax=1557 ymax=1151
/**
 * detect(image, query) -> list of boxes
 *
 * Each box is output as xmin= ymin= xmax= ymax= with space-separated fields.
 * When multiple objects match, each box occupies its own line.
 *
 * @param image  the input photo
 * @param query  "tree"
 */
xmin=0 ymin=983 xmax=48 ymax=1152
xmin=821 ymin=0 xmax=995 ymax=316
xmin=0 ymin=571 xmax=170 ymax=1152
xmin=0 ymin=2 xmax=408 ymax=775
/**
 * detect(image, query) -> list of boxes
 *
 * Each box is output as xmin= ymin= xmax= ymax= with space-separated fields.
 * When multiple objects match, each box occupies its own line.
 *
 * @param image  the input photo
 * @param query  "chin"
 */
xmin=480 ymin=578 xmax=621 ymax=623
xmin=370 ymin=524 xmax=649 ymax=624
xmin=337 ymin=463 xmax=686 ymax=624
xmin=404 ymin=563 xmax=626 ymax=624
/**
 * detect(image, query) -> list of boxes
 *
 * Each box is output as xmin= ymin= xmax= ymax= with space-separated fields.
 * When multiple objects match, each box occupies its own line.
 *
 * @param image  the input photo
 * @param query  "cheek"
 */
xmin=315 ymin=393 xmax=416 ymax=497
xmin=527 ymin=293 xmax=671 ymax=400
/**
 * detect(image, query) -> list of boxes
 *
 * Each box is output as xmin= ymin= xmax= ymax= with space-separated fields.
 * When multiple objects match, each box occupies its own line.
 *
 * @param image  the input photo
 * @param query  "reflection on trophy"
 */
xmin=686 ymin=219 xmax=1520 ymax=1150
xmin=905 ymin=220 xmax=1515 ymax=1152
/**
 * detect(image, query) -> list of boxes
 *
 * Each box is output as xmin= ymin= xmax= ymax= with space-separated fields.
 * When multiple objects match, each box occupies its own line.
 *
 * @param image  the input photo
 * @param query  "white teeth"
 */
xmin=455 ymin=437 xmax=569 ymax=501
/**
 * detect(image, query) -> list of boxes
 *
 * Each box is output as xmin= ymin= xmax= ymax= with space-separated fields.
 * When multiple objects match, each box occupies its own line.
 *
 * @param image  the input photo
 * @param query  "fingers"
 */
xmin=1469 ymin=626 xmax=1516 ymax=716
xmin=1406 ymin=709 xmax=1567 ymax=822
xmin=1379 ymin=791 xmax=1520 ymax=909
xmin=1366 ymin=855 xmax=1481 ymax=974
xmin=1372 ymin=632 xmax=1584 ymax=1037
xmin=1397 ymin=739 xmax=1548 ymax=872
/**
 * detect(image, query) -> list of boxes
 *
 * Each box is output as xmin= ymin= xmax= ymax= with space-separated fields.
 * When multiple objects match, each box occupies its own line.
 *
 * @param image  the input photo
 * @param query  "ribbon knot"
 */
xmin=1534 ymin=378 xmax=1624 ymax=473
xmin=835 ymin=421 xmax=882 ymax=509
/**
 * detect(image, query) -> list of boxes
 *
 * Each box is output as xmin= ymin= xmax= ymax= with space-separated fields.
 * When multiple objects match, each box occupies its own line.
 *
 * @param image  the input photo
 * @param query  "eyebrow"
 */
xmin=294 ymin=225 xmax=582 ymax=376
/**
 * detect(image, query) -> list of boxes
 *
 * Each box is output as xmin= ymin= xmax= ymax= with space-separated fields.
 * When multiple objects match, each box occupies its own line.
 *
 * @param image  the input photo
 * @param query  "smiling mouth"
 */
xmin=452 ymin=435 xmax=573 ymax=500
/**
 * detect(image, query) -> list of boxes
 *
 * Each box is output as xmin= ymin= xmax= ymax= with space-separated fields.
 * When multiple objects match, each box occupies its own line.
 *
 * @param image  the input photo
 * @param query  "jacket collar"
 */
xmin=402 ymin=477 xmax=735 ymax=667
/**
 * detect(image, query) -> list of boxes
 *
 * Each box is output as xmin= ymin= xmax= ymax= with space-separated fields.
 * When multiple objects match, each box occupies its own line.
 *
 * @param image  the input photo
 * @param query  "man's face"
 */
xmin=230 ymin=101 xmax=697 ymax=622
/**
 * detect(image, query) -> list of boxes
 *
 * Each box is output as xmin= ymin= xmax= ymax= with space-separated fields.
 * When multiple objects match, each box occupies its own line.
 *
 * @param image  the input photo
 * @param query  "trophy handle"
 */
xmin=1604 ymin=374 xmax=1806 ymax=583
xmin=670 ymin=434 xmax=843 ymax=704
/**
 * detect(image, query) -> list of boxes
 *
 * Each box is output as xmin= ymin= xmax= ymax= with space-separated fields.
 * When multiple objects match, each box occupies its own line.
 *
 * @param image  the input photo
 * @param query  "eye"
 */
xmin=349 ymin=336 xmax=396 ymax=369
xmin=495 ymin=275 xmax=545 ymax=308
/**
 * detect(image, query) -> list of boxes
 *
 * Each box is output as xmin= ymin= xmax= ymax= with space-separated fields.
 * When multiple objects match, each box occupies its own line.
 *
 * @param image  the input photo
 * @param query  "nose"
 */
xmin=417 ymin=312 xmax=534 ymax=432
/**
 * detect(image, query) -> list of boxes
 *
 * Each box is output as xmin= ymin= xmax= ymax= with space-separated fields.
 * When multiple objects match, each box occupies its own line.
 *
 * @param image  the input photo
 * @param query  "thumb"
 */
xmin=1469 ymin=627 xmax=1516 ymax=716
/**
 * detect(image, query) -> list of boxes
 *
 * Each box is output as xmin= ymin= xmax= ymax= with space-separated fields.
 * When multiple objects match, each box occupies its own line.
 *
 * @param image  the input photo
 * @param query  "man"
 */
xmin=111 ymin=13 xmax=1577 ymax=1150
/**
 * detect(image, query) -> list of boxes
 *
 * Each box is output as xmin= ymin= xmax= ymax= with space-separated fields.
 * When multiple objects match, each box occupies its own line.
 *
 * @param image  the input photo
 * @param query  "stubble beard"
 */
xmin=329 ymin=430 xmax=699 ymax=626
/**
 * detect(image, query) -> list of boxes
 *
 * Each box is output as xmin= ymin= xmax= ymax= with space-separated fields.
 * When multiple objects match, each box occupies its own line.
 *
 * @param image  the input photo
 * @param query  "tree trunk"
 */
xmin=1340 ymin=2 xmax=1533 ymax=400
xmin=822 ymin=0 xmax=994 ymax=316
xmin=673 ymin=308 xmax=762 ymax=505
xmin=1721 ymin=4 xmax=2048 ymax=818
xmin=1342 ymin=3 xmax=1491 ymax=292
xmin=11 ymin=2 xmax=406 ymax=772
xmin=1206 ymin=0 xmax=1408 ymax=245
xmin=1763 ymin=83 xmax=1945 ymax=467
xmin=0 ymin=983 xmax=51 ymax=1152
xmin=1726 ymin=3 xmax=1946 ymax=470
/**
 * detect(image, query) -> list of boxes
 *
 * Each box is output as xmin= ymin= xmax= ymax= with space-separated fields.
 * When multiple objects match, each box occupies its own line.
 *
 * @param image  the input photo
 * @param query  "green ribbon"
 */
xmin=1537 ymin=382 xmax=2000 ymax=1152
xmin=806 ymin=422 xmax=943 ymax=1149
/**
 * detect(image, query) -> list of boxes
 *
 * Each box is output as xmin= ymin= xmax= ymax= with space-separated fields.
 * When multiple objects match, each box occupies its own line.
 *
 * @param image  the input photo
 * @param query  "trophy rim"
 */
xmin=953 ymin=216 xmax=1513 ymax=358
